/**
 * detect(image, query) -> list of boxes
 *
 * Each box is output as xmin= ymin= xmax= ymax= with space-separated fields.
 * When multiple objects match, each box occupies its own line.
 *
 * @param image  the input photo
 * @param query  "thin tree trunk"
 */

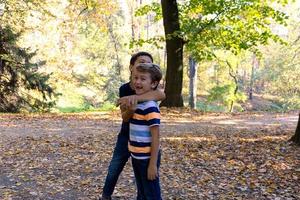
xmin=188 ymin=56 xmax=197 ymax=109
xmin=290 ymin=113 xmax=300 ymax=145
xmin=249 ymin=62 xmax=254 ymax=100
xmin=229 ymin=71 xmax=238 ymax=112
xmin=214 ymin=64 xmax=219 ymax=86
xmin=106 ymin=17 xmax=122 ymax=77
xmin=129 ymin=3 xmax=135 ymax=41
xmin=160 ymin=0 xmax=184 ymax=107
xmin=227 ymin=61 xmax=238 ymax=112
xmin=249 ymin=54 xmax=259 ymax=100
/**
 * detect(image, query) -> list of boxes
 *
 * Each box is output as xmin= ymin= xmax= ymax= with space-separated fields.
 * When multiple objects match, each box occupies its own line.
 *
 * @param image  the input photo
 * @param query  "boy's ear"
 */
xmin=151 ymin=81 xmax=159 ymax=89
xmin=129 ymin=64 xmax=133 ymax=72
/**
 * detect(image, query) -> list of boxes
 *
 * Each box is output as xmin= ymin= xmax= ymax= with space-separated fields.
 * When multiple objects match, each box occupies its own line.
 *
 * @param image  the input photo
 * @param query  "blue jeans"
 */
xmin=132 ymin=152 xmax=162 ymax=200
xmin=102 ymin=133 xmax=130 ymax=197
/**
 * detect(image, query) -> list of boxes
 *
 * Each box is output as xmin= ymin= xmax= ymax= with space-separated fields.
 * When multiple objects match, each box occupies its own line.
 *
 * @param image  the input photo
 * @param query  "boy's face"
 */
xmin=133 ymin=70 xmax=157 ymax=95
xmin=130 ymin=55 xmax=152 ymax=74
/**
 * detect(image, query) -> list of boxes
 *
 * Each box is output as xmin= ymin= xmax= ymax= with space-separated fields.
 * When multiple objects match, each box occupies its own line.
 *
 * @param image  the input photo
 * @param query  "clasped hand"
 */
xmin=117 ymin=95 xmax=137 ymax=111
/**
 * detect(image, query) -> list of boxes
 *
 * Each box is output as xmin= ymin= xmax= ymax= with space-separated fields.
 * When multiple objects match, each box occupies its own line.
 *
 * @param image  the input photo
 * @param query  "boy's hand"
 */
xmin=128 ymin=99 xmax=137 ymax=112
xmin=147 ymin=164 xmax=158 ymax=180
xmin=117 ymin=95 xmax=137 ymax=108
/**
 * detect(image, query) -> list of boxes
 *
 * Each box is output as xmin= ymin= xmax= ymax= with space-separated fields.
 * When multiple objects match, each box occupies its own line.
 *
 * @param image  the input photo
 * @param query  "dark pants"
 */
xmin=132 ymin=153 xmax=162 ymax=200
xmin=102 ymin=133 xmax=130 ymax=197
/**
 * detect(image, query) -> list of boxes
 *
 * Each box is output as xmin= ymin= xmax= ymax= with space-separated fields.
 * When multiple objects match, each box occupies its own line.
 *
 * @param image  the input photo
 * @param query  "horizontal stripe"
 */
xmin=136 ymin=101 xmax=158 ymax=110
xmin=148 ymin=118 xmax=160 ymax=126
xmin=131 ymin=154 xmax=150 ymax=160
xmin=149 ymin=123 xmax=160 ymax=127
xmin=129 ymin=140 xmax=151 ymax=147
xmin=130 ymin=119 xmax=160 ymax=126
xmin=133 ymin=112 xmax=161 ymax=121
xmin=130 ymin=135 xmax=152 ymax=143
xmin=130 ymin=124 xmax=149 ymax=132
xmin=128 ymin=144 xmax=151 ymax=153
xmin=130 ymin=129 xmax=150 ymax=137
xmin=130 ymin=118 xmax=148 ymax=126
xmin=131 ymin=152 xmax=151 ymax=157
xmin=135 ymin=107 xmax=160 ymax=116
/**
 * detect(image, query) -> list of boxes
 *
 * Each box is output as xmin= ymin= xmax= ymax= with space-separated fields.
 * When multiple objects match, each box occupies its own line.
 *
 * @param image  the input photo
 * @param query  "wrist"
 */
xmin=133 ymin=94 xmax=139 ymax=102
xmin=149 ymin=160 xmax=157 ymax=166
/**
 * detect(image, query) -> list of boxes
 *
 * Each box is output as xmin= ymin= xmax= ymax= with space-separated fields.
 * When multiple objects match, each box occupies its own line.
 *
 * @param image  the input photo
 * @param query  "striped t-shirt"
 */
xmin=129 ymin=100 xmax=160 ymax=160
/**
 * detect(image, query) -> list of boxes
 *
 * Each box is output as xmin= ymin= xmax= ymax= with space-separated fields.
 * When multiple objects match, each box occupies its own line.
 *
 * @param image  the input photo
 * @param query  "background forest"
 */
xmin=1 ymin=0 xmax=300 ymax=113
xmin=1 ymin=1 xmax=300 ymax=199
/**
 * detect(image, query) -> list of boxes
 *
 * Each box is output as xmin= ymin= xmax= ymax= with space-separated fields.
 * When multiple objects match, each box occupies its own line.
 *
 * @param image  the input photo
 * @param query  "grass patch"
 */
xmin=196 ymin=101 xmax=226 ymax=112
xmin=56 ymin=102 xmax=117 ymax=113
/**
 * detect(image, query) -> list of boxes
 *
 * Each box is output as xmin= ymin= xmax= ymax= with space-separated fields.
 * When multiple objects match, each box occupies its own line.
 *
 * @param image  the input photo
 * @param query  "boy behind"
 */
xmin=128 ymin=63 xmax=163 ymax=200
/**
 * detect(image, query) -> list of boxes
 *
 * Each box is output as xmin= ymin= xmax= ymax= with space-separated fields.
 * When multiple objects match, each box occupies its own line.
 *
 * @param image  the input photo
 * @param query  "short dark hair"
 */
xmin=130 ymin=51 xmax=153 ymax=65
xmin=136 ymin=63 xmax=162 ymax=89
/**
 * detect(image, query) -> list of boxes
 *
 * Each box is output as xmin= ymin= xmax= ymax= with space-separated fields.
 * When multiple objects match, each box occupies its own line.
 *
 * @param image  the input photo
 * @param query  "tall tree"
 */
xmin=147 ymin=0 xmax=289 ymax=107
xmin=0 ymin=26 xmax=55 ymax=112
xmin=160 ymin=0 xmax=184 ymax=107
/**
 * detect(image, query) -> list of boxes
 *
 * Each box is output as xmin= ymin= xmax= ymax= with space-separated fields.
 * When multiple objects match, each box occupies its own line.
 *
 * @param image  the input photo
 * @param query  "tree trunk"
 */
xmin=106 ymin=17 xmax=122 ymax=77
xmin=249 ymin=54 xmax=259 ymax=100
xmin=188 ymin=56 xmax=197 ymax=109
xmin=214 ymin=64 xmax=219 ymax=86
xmin=229 ymin=84 xmax=238 ymax=113
xmin=129 ymin=2 xmax=135 ymax=41
xmin=160 ymin=0 xmax=184 ymax=107
xmin=228 ymin=66 xmax=238 ymax=113
xmin=290 ymin=113 xmax=300 ymax=145
xmin=249 ymin=61 xmax=254 ymax=100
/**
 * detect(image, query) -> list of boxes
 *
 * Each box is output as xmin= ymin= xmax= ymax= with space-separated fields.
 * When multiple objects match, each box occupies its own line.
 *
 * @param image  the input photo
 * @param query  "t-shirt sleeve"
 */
xmin=119 ymin=84 xmax=126 ymax=98
xmin=145 ymin=105 xmax=160 ymax=127
xmin=119 ymin=83 xmax=135 ymax=98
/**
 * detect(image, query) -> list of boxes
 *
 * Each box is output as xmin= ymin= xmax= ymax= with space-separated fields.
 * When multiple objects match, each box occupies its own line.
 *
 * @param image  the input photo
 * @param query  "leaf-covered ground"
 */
xmin=0 ymin=109 xmax=299 ymax=200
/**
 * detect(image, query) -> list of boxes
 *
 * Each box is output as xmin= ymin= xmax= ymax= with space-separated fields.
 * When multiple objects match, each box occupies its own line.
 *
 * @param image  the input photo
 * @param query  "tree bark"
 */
xmin=249 ymin=60 xmax=254 ymax=100
xmin=106 ymin=17 xmax=122 ymax=77
xmin=188 ymin=56 xmax=197 ymax=109
xmin=290 ymin=112 xmax=300 ymax=145
xmin=249 ymin=54 xmax=259 ymax=100
xmin=160 ymin=0 xmax=184 ymax=107
xmin=228 ymin=62 xmax=238 ymax=113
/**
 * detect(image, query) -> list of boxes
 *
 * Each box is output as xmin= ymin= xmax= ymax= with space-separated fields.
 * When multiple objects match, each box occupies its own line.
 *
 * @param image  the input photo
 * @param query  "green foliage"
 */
xmin=196 ymin=101 xmax=226 ymax=112
xmin=0 ymin=26 xmax=56 ymax=112
xmin=56 ymin=102 xmax=116 ymax=113
xmin=181 ymin=0 xmax=289 ymax=60
xmin=207 ymin=83 xmax=247 ymax=111
xmin=129 ymin=36 xmax=165 ymax=49
xmin=135 ymin=2 xmax=162 ymax=21
xmin=1 ymin=0 xmax=298 ymax=113
xmin=98 ymin=102 xmax=117 ymax=111
xmin=0 ymin=0 xmax=53 ymax=32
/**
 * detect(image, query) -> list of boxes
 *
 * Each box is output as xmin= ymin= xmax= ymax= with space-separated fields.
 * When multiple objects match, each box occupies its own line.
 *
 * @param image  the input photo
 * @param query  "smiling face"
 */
xmin=130 ymin=55 xmax=153 ymax=74
xmin=133 ymin=70 xmax=157 ymax=95
xmin=130 ymin=55 xmax=153 ymax=90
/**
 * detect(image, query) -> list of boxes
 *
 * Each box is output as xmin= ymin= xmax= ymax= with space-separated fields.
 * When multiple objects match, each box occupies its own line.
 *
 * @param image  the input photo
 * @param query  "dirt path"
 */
xmin=0 ymin=110 xmax=298 ymax=139
xmin=0 ymin=110 xmax=299 ymax=200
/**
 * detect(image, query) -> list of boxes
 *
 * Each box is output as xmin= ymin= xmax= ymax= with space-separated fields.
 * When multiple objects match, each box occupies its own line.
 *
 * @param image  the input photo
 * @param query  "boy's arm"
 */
xmin=120 ymin=98 xmax=137 ymax=122
xmin=136 ymin=88 xmax=165 ymax=102
xmin=148 ymin=125 xmax=160 ymax=180
xmin=118 ymin=88 xmax=165 ymax=107
xmin=120 ymin=104 xmax=135 ymax=122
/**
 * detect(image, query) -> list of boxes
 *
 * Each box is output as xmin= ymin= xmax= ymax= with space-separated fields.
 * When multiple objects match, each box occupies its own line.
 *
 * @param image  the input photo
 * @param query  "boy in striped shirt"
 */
xmin=128 ymin=63 xmax=162 ymax=200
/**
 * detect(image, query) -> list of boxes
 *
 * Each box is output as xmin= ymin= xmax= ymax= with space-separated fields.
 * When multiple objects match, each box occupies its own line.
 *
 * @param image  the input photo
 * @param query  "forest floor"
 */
xmin=0 ymin=109 xmax=299 ymax=200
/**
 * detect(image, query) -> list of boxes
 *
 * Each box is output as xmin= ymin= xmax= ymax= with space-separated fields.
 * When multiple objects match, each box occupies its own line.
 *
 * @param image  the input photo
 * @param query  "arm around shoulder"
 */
xmin=136 ymin=88 xmax=165 ymax=103
xmin=120 ymin=102 xmax=136 ymax=122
